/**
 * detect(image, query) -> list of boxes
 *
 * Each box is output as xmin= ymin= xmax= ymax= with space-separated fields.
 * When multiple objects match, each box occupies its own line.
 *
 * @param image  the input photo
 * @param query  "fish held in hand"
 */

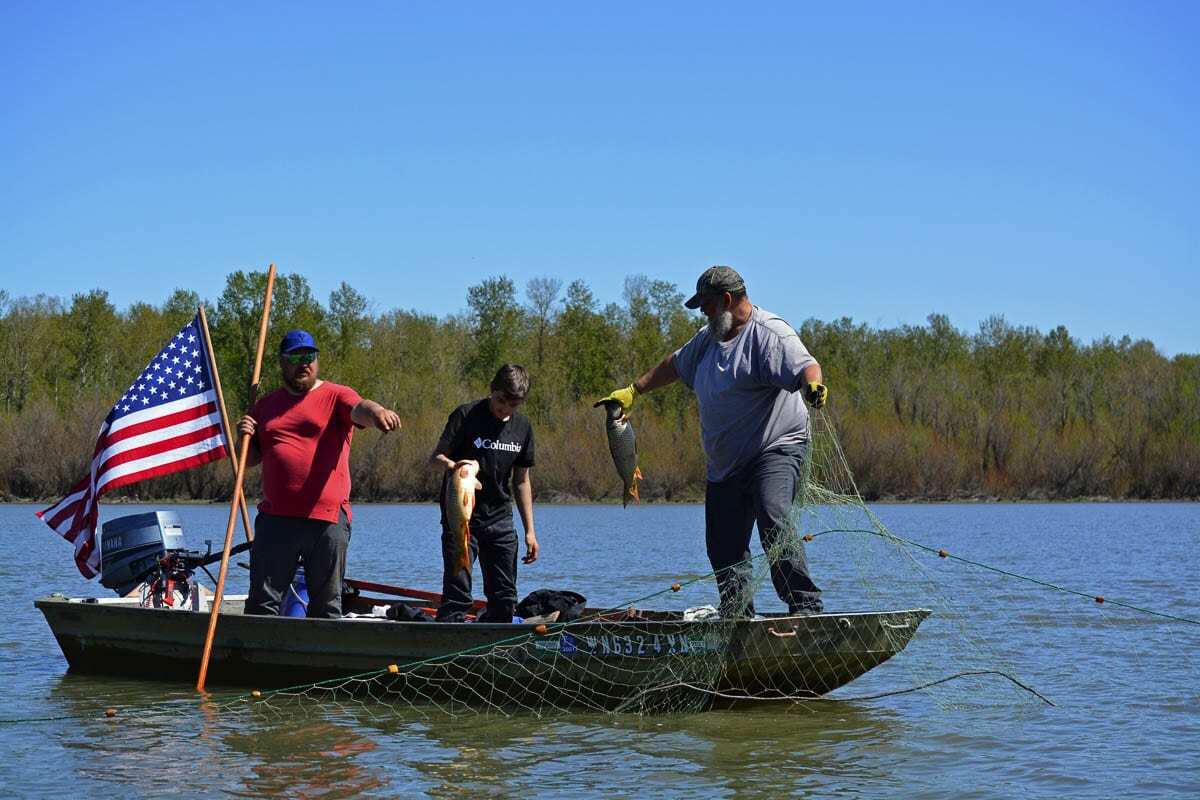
xmin=445 ymin=460 xmax=483 ymax=571
xmin=595 ymin=400 xmax=643 ymax=507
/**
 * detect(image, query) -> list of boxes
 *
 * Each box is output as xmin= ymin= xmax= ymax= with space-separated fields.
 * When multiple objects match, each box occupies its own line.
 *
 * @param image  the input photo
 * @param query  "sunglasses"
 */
xmin=283 ymin=352 xmax=317 ymax=365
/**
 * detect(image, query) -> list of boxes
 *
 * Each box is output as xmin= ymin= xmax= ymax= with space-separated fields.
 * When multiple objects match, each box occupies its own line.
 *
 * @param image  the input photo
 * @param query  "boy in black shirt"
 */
xmin=429 ymin=364 xmax=538 ymax=623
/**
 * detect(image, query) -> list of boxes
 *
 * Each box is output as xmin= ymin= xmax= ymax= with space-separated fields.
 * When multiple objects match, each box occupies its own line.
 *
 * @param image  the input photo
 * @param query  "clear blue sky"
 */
xmin=3 ymin=2 xmax=1196 ymax=354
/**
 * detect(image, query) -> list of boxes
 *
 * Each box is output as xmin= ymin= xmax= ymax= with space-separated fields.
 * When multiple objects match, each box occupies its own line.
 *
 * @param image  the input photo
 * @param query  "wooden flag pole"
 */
xmin=197 ymin=305 xmax=254 ymax=545
xmin=197 ymin=264 xmax=276 ymax=691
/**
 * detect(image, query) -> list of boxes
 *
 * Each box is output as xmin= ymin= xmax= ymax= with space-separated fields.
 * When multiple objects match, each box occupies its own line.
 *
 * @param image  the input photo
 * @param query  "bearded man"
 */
xmin=238 ymin=329 xmax=401 ymax=618
xmin=597 ymin=266 xmax=828 ymax=617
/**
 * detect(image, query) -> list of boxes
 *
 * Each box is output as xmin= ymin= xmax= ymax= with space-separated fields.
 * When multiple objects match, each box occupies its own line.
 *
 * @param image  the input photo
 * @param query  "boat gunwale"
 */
xmin=34 ymin=593 xmax=931 ymax=630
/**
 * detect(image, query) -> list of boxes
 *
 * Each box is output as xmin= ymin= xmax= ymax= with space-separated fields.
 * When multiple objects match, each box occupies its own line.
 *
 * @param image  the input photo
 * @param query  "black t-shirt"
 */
xmin=436 ymin=399 xmax=535 ymax=529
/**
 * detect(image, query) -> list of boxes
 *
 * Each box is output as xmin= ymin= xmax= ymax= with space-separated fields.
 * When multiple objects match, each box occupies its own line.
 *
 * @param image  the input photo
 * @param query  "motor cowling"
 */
xmin=99 ymin=511 xmax=186 ymax=596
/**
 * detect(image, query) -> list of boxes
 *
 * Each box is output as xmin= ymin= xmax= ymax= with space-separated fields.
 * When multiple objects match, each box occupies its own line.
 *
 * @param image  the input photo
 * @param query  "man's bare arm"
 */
xmin=633 ymin=353 xmax=681 ymax=396
xmin=352 ymin=399 xmax=401 ymax=431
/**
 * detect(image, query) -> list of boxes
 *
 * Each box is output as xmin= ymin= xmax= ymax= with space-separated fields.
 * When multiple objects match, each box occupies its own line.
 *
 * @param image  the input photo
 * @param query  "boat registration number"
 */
xmin=533 ymin=632 xmax=722 ymax=657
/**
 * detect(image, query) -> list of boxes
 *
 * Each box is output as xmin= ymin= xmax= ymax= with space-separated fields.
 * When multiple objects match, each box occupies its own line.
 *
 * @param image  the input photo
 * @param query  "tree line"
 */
xmin=0 ymin=271 xmax=1196 ymax=503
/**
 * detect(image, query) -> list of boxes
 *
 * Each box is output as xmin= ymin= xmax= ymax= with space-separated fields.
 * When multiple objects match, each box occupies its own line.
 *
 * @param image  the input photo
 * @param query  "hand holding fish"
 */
xmin=594 ymin=383 xmax=639 ymax=417
xmin=803 ymin=381 xmax=828 ymax=409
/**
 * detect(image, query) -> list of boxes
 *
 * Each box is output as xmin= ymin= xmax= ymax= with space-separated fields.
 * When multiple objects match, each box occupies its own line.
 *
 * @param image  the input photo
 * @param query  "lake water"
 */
xmin=1 ymin=501 xmax=1197 ymax=798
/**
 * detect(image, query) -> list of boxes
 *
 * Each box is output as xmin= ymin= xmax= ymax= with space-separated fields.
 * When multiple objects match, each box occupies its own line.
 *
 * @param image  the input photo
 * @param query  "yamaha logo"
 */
xmin=473 ymin=436 xmax=522 ymax=453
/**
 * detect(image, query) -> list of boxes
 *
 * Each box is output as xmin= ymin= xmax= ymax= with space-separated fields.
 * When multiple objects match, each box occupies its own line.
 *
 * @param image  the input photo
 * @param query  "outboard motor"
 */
xmin=99 ymin=511 xmax=186 ymax=596
xmin=99 ymin=511 xmax=251 ymax=607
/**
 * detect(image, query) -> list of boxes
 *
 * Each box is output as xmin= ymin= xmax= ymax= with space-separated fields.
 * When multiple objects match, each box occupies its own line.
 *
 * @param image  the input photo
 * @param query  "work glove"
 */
xmin=594 ymin=383 xmax=639 ymax=412
xmin=803 ymin=381 xmax=828 ymax=409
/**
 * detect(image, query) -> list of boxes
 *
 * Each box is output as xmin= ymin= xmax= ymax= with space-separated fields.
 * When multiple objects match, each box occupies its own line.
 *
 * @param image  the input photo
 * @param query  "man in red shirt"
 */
xmin=237 ymin=329 xmax=401 ymax=617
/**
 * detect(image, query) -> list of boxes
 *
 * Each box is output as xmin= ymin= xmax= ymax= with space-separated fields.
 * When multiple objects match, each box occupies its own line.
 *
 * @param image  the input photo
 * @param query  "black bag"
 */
xmin=516 ymin=589 xmax=587 ymax=622
xmin=386 ymin=603 xmax=434 ymax=622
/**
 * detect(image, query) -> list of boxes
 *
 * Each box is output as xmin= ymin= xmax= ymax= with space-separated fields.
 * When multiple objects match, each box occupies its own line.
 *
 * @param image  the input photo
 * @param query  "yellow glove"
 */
xmin=594 ymin=383 xmax=639 ymax=412
xmin=804 ymin=381 xmax=828 ymax=409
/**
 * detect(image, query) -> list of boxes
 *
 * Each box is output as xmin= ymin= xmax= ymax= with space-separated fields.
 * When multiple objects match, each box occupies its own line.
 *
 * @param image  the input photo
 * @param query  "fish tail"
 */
xmin=626 ymin=467 xmax=643 ymax=507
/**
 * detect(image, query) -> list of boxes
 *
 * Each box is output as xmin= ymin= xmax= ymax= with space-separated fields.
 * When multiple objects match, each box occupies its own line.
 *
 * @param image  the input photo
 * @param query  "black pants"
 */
xmin=705 ymin=443 xmax=822 ymax=617
xmin=437 ymin=521 xmax=518 ymax=623
xmin=245 ymin=510 xmax=351 ymax=618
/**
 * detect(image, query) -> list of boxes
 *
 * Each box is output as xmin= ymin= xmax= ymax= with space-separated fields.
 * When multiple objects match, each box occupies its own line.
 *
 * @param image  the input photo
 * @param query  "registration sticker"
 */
xmin=532 ymin=631 xmax=722 ymax=657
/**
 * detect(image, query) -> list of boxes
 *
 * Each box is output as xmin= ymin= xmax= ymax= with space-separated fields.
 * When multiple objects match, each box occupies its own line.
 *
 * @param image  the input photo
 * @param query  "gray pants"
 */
xmin=705 ymin=443 xmax=822 ymax=617
xmin=245 ymin=510 xmax=351 ymax=618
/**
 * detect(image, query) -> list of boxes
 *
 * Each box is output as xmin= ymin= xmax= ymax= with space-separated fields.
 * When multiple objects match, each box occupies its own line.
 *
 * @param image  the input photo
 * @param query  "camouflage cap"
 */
xmin=684 ymin=266 xmax=746 ymax=309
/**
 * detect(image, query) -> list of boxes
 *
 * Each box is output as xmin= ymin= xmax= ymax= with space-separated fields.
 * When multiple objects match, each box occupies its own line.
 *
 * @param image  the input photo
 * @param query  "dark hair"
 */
xmin=491 ymin=364 xmax=530 ymax=399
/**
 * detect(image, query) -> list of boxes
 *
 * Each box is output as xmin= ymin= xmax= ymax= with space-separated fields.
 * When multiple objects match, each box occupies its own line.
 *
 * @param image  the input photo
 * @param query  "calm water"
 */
xmin=1 ymin=502 xmax=1197 ymax=798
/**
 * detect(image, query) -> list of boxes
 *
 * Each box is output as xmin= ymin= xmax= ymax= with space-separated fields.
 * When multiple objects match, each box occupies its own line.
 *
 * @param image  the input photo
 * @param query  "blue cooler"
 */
xmin=282 ymin=567 xmax=309 ymax=617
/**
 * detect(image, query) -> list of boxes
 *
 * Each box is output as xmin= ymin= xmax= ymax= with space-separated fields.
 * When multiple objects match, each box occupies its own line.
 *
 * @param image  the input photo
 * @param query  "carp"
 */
xmin=444 ymin=460 xmax=483 ymax=572
xmin=596 ymin=400 xmax=642 ymax=507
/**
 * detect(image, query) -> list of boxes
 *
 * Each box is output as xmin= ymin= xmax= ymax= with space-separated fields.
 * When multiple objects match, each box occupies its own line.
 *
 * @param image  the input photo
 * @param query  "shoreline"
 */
xmin=4 ymin=496 xmax=1195 ymax=506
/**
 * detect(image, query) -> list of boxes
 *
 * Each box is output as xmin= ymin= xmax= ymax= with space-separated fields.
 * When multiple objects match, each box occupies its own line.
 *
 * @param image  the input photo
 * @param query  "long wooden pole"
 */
xmin=197 ymin=264 xmax=276 ymax=691
xmin=197 ymin=305 xmax=254 ymax=545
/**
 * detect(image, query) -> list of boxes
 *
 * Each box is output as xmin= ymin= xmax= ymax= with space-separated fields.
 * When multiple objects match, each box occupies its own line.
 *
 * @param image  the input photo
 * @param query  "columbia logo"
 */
xmin=473 ymin=436 xmax=522 ymax=453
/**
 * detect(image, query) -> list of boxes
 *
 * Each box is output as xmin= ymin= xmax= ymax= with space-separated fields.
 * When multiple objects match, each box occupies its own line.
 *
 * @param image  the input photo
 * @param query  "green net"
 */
xmin=169 ymin=409 xmax=1051 ymax=723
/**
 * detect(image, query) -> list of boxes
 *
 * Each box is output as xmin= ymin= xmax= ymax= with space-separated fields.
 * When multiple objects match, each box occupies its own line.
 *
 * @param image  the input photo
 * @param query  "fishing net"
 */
xmin=181 ymin=410 xmax=1052 ymax=723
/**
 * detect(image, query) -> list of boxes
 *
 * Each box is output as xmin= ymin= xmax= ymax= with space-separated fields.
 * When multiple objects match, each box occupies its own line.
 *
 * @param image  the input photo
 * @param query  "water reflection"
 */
xmin=222 ymin=717 xmax=384 ymax=799
xmin=42 ymin=659 xmax=911 ymax=798
xmin=340 ymin=698 xmax=909 ymax=797
xmin=47 ymin=674 xmax=389 ymax=799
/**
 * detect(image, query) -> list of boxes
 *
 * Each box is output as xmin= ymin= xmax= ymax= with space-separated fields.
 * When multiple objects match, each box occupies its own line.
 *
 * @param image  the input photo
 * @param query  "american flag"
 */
xmin=38 ymin=314 xmax=230 ymax=578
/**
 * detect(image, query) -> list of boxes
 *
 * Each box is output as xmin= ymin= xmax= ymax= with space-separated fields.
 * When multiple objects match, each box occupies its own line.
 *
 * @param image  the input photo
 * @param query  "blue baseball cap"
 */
xmin=279 ymin=329 xmax=319 ymax=353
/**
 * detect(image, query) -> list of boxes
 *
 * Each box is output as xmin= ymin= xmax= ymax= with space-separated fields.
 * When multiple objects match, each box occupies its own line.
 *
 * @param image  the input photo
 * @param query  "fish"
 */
xmin=597 ymin=401 xmax=643 ymax=507
xmin=444 ymin=460 xmax=483 ymax=572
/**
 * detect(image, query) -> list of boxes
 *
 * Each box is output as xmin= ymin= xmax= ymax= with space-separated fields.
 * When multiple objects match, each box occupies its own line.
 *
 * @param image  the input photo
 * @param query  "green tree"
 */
xmin=525 ymin=276 xmax=561 ymax=374
xmin=63 ymin=290 xmax=121 ymax=400
xmin=464 ymin=276 xmax=523 ymax=386
xmin=554 ymin=280 xmax=620 ymax=401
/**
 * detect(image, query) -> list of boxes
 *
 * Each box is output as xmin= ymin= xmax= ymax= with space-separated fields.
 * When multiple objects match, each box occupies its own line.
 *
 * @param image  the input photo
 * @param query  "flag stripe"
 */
xmin=73 ymin=505 xmax=100 ymax=578
xmin=42 ymin=489 xmax=92 ymax=536
xmin=37 ymin=481 xmax=89 ymax=525
xmin=96 ymin=411 xmax=223 ymax=472
xmin=100 ymin=444 xmax=229 ymax=495
xmin=97 ymin=434 xmax=228 ymax=494
xmin=97 ymin=423 xmax=224 ymax=478
xmin=108 ymin=391 xmax=216 ymax=436
xmin=105 ymin=399 xmax=219 ymax=447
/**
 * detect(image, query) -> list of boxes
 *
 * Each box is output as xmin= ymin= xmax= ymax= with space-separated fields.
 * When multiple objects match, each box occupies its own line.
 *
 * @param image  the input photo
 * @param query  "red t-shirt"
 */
xmin=250 ymin=382 xmax=363 ymax=524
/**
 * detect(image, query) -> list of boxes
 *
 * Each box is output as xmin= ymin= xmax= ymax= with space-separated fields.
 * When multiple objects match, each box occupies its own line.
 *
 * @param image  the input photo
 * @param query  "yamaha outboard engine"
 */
xmin=98 ymin=511 xmax=251 ymax=607
xmin=99 ymin=511 xmax=186 ymax=596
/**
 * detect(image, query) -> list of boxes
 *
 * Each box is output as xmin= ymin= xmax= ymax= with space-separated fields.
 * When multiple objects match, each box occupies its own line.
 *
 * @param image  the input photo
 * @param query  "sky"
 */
xmin=2 ymin=2 xmax=1196 ymax=354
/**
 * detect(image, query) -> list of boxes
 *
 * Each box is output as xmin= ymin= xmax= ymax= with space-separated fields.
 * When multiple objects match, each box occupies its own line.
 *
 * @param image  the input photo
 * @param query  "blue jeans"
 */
xmin=705 ymin=443 xmax=822 ymax=617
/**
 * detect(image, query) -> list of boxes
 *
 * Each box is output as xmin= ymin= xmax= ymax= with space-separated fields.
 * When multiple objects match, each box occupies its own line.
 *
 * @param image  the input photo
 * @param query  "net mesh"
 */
xmin=183 ymin=410 xmax=1048 ymax=723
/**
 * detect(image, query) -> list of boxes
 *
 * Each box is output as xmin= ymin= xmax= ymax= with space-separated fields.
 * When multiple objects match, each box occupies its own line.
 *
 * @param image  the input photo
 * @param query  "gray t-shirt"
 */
xmin=672 ymin=306 xmax=816 ymax=482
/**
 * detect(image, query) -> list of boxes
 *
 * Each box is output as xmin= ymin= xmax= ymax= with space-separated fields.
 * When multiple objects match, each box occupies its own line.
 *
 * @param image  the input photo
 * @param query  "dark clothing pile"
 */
xmin=516 ymin=589 xmax=587 ymax=622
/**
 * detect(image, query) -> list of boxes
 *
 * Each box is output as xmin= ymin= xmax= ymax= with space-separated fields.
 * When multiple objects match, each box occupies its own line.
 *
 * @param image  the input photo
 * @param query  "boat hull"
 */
xmin=35 ymin=595 xmax=929 ymax=709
